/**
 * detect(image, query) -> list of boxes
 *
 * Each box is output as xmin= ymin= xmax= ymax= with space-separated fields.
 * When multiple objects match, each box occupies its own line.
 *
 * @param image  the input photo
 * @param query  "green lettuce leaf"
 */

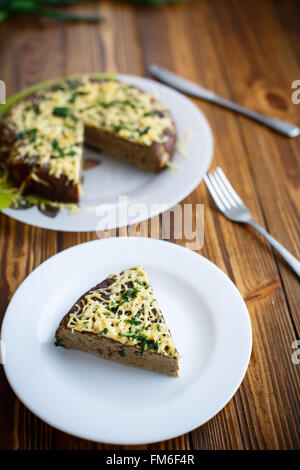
xmin=0 ymin=177 xmax=20 ymax=209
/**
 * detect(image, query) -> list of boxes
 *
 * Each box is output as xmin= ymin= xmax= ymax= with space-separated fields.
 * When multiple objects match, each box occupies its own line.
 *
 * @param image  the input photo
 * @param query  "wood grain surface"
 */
xmin=0 ymin=0 xmax=299 ymax=450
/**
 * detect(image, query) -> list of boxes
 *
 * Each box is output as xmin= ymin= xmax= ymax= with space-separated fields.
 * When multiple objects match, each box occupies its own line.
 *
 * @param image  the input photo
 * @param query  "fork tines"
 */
xmin=204 ymin=167 xmax=245 ymax=212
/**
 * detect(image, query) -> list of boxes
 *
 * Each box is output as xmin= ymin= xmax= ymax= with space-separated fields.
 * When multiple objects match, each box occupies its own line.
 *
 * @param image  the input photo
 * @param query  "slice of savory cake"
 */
xmin=55 ymin=265 xmax=179 ymax=376
xmin=0 ymin=76 xmax=176 ymax=203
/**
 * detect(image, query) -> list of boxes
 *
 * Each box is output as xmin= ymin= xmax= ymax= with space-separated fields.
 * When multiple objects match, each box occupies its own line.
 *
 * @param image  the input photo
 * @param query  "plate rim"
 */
xmin=1 ymin=237 xmax=252 ymax=444
xmin=2 ymin=74 xmax=214 ymax=232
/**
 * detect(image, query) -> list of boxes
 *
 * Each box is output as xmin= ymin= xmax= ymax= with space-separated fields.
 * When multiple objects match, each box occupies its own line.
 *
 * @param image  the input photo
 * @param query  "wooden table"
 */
xmin=0 ymin=0 xmax=299 ymax=450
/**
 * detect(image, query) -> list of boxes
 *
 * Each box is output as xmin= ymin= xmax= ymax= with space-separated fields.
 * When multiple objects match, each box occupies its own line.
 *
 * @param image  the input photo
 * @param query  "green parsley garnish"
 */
xmin=68 ymin=91 xmax=89 ymax=104
xmin=134 ymin=279 xmax=149 ymax=288
xmin=54 ymin=338 xmax=63 ymax=347
xmin=121 ymin=288 xmax=138 ymax=302
xmin=139 ymin=126 xmax=151 ymax=136
xmin=127 ymin=312 xmax=141 ymax=326
xmin=33 ymin=103 xmax=40 ymax=115
xmin=118 ymin=332 xmax=159 ymax=357
xmin=110 ymin=124 xmax=131 ymax=133
xmin=52 ymin=139 xmax=59 ymax=150
xmin=99 ymin=99 xmax=134 ymax=109
xmin=79 ymin=104 xmax=95 ymax=113
xmin=52 ymin=107 xmax=73 ymax=118
xmin=15 ymin=128 xmax=37 ymax=142
xmin=67 ymin=81 xmax=81 ymax=90
xmin=50 ymin=139 xmax=77 ymax=159
xmin=108 ymin=288 xmax=139 ymax=314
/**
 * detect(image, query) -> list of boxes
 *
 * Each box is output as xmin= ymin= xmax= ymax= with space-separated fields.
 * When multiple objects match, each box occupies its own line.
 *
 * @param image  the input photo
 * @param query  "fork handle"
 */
xmin=248 ymin=220 xmax=300 ymax=277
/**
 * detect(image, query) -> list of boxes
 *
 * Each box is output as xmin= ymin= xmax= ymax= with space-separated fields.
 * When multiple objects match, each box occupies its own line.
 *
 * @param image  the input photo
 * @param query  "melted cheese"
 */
xmin=67 ymin=265 xmax=179 ymax=358
xmin=5 ymin=76 xmax=174 ymax=184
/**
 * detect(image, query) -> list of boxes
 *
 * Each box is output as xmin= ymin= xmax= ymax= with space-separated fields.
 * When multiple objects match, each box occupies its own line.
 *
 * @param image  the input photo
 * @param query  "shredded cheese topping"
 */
xmin=4 ymin=76 xmax=174 ymax=184
xmin=67 ymin=265 xmax=179 ymax=358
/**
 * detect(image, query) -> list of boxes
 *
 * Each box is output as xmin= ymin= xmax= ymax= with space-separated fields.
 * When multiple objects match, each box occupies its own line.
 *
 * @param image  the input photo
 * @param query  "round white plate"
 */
xmin=2 ymin=75 xmax=213 ymax=232
xmin=1 ymin=237 xmax=251 ymax=444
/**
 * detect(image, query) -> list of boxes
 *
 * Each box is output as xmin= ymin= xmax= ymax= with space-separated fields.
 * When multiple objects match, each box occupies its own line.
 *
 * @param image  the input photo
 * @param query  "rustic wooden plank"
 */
xmin=139 ymin=0 xmax=284 ymax=294
xmin=275 ymin=0 xmax=300 ymax=65
xmin=137 ymin=0 xmax=300 ymax=449
xmin=206 ymin=0 xmax=300 ymax=332
xmin=190 ymin=286 xmax=300 ymax=449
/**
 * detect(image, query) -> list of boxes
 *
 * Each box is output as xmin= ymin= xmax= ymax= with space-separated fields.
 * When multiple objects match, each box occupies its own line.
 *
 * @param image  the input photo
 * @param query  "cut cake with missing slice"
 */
xmin=55 ymin=265 xmax=180 ymax=376
xmin=0 ymin=76 xmax=176 ymax=203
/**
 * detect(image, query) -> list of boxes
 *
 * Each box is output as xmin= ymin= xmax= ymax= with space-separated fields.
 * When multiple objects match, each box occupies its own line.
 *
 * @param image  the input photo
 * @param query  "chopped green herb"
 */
xmin=135 ymin=279 xmax=149 ymax=289
xmin=99 ymin=99 xmax=134 ymax=109
xmin=120 ymin=100 xmax=135 ymax=108
xmin=100 ymin=328 xmax=108 ymax=335
xmin=0 ymin=6 xmax=105 ymax=25
xmin=99 ymin=101 xmax=116 ymax=109
xmin=127 ymin=318 xmax=140 ymax=326
xmin=139 ymin=126 xmax=151 ymax=136
xmin=119 ymin=332 xmax=159 ymax=356
xmin=54 ymin=338 xmax=63 ymax=347
xmin=68 ymin=91 xmax=89 ymax=104
xmin=79 ymin=104 xmax=95 ymax=113
xmin=127 ymin=313 xmax=141 ymax=326
xmin=33 ymin=103 xmax=40 ymax=115
xmin=111 ymin=124 xmax=131 ymax=133
xmin=121 ymin=288 xmax=138 ymax=303
xmin=15 ymin=128 xmax=37 ymax=142
xmin=119 ymin=349 xmax=125 ymax=357
xmin=55 ymin=86 xmax=67 ymax=92
xmin=140 ymin=339 xmax=146 ymax=357
xmin=67 ymin=81 xmax=81 ymax=90
xmin=52 ymin=107 xmax=73 ymax=118
xmin=119 ymin=332 xmax=148 ymax=340
xmin=50 ymin=139 xmax=77 ymax=159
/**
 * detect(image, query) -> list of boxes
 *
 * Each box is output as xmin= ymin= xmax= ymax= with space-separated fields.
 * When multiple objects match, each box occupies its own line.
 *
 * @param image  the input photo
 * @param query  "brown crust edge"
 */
xmin=85 ymin=124 xmax=176 ymax=173
xmin=6 ymin=161 xmax=80 ymax=203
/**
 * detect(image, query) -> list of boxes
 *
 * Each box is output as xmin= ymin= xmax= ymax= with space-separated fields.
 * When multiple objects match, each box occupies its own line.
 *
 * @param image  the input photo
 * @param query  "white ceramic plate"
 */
xmin=2 ymin=75 xmax=213 ymax=232
xmin=1 ymin=237 xmax=251 ymax=444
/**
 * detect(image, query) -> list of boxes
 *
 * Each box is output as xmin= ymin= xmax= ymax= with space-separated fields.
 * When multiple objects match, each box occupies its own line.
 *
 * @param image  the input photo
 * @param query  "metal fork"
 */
xmin=204 ymin=167 xmax=300 ymax=278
